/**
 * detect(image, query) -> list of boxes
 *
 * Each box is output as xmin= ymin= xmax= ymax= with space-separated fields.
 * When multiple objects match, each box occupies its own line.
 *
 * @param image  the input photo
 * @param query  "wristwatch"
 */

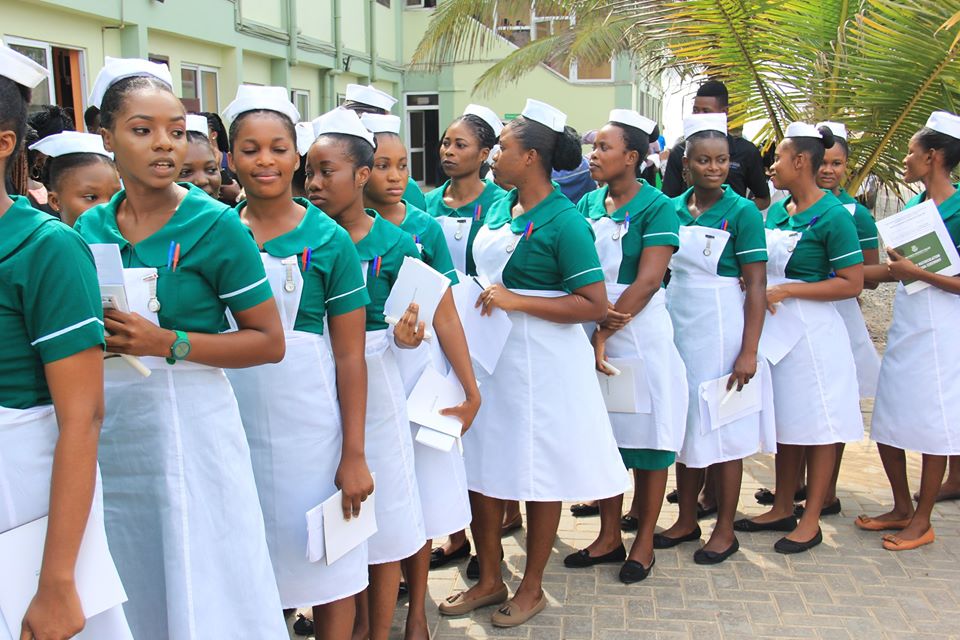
xmin=166 ymin=330 xmax=191 ymax=365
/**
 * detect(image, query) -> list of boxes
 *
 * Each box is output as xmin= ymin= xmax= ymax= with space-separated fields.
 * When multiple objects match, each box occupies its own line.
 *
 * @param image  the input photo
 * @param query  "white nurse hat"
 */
xmin=295 ymin=121 xmax=317 ymax=156
xmin=785 ymin=122 xmax=822 ymax=139
xmin=313 ymin=107 xmax=375 ymax=147
xmin=186 ymin=114 xmax=210 ymax=136
xmin=0 ymin=43 xmax=48 ymax=89
xmin=222 ymin=85 xmax=300 ymax=125
xmin=344 ymin=83 xmax=397 ymax=112
xmin=925 ymin=111 xmax=960 ymax=140
xmin=88 ymin=57 xmax=173 ymax=108
xmin=463 ymin=104 xmax=503 ymax=137
xmin=521 ymin=99 xmax=567 ymax=132
xmin=683 ymin=113 xmax=727 ymax=139
xmin=609 ymin=109 xmax=656 ymax=135
xmin=28 ymin=131 xmax=113 ymax=159
xmin=816 ymin=121 xmax=847 ymax=140
xmin=360 ymin=113 xmax=401 ymax=135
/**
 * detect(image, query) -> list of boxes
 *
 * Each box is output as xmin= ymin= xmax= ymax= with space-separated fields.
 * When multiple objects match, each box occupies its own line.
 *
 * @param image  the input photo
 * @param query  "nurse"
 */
xmin=75 ymin=58 xmax=288 ymax=639
xmin=28 ymin=131 xmax=120 ymax=227
xmin=359 ymin=111 xmax=481 ymax=640
xmin=439 ymin=99 xmax=629 ymax=626
xmin=0 ymin=44 xmax=131 ymax=640
xmin=660 ymin=113 xmax=773 ymax=564
xmin=425 ymin=104 xmax=507 ymax=277
xmin=178 ymin=114 xmax=223 ymax=199
xmin=563 ymin=108 xmax=689 ymax=582
xmin=857 ymin=111 xmax=960 ymax=550
xmin=734 ymin=123 xmax=864 ymax=554
xmin=221 ymin=86 xmax=374 ymax=639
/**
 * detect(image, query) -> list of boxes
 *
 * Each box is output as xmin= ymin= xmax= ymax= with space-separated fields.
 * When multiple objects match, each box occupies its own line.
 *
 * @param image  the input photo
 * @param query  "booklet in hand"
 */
xmin=876 ymin=199 xmax=960 ymax=294
xmin=383 ymin=257 xmax=451 ymax=341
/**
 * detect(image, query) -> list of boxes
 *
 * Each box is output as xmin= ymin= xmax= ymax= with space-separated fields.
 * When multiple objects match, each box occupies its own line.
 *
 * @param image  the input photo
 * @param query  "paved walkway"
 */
xmin=290 ymin=401 xmax=960 ymax=639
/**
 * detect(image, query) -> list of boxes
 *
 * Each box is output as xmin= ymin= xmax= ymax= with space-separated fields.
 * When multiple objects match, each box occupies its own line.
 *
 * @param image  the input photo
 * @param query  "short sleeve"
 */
xmin=742 ymin=143 xmax=771 ymax=199
xmin=24 ymin=228 xmax=105 ymax=363
xmin=209 ymin=213 xmax=274 ymax=312
xmin=732 ymin=202 xmax=768 ymax=264
xmin=853 ymin=205 xmax=879 ymax=250
xmin=824 ymin=212 xmax=864 ymax=270
xmin=323 ymin=233 xmax=371 ymax=317
xmin=420 ymin=219 xmax=459 ymax=283
xmin=640 ymin=201 xmax=681 ymax=248
xmin=661 ymin=145 xmax=686 ymax=198
xmin=556 ymin=216 xmax=604 ymax=291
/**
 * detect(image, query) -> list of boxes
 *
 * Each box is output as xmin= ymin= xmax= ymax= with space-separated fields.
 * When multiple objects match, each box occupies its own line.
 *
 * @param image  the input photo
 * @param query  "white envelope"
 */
xmin=383 ymin=256 xmax=451 ymax=341
xmin=305 ymin=476 xmax=377 ymax=566
xmin=407 ymin=366 xmax=466 ymax=438
xmin=450 ymin=272 xmax=513 ymax=375
xmin=698 ymin=372 xmax=763 ymax=432
xmin=415 ymin=426 xmax=457 ymax=452
xmin=596 ymin=358 xmax=652 ymax=414
xmin=758 ymin=303 xmax=803 ymax=365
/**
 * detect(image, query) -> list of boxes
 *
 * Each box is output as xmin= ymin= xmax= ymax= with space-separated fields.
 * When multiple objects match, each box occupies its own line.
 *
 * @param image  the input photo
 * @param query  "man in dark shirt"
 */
xmin=662 ymin=80 xmax=771 ymax=210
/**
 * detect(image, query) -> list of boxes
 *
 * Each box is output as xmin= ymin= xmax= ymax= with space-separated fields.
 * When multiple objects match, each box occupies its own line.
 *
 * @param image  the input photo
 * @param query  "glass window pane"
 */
xmin=410 ymin=151 xmax=425 ymax=182
xmin=9 ymin=44 xmax=50 ymax=109
xmin=410 ymin=111 xmax=424 ymax=145
xmin=201 ymin=70 xmax=218 ymax=111
xmin=181 ymin=68 xmax=198 ymax=100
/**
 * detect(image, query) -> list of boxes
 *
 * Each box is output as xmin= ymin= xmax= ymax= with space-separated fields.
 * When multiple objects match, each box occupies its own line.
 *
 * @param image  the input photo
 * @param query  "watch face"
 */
xmin=173 ymin=341 xmax=191 ymax=359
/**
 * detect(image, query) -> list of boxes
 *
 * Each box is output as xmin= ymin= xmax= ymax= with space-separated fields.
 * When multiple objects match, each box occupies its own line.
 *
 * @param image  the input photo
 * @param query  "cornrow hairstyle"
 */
xmin=100 ymin=75 xmax=175 ymax=130
xmin=610 ymin=121 xmax=660 ymax=178
xmin=228 ymin=110 xmax=297 ymax=152
xmin=317 ymin=132 xmax=375 ymax=171
xmin=41 ymin=152 xmax=116 ymax=191
xmin=914 ymin=127 xmax=960 ymax=172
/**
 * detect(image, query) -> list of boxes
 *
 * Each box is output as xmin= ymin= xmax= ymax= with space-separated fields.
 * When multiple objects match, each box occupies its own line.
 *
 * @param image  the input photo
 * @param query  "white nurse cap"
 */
xmin=925 ymin=111 xmax=960 ymax=140
xmin=89 ymin=57 xmax=173 ymax=108
xmin=521 ymin=99 xmax=567 ymax=132
xmin=360 ymin=113 xmax=401 ymax=135
xmin=313 ymin=107 xmax=375 ymax=147
xmin=186 ymin=114 xmax=210 ymax=136
xmin=345 ymin=83 xmax=397 ymax=112
xmin=28 ymin=131 xmax=113 ymax=159
xmin=295 ymin=121 xmax=317 ymax=156
xmin=816 ymin=121 xmax=847 ymax=140
xmin=0 ymin=43 xmax=48 ymax=89
xmin=222 ymin=85 xmax=300 ymax=125
xmin=683 ymin=113 xmax=727 ymax=139
xmin=785 ymin=122 xmax=822 ymax=139
xmin=609 ymin=109 xmax=656 ymax=135
xmin=463 ymin=104 xmax=503 ymax=137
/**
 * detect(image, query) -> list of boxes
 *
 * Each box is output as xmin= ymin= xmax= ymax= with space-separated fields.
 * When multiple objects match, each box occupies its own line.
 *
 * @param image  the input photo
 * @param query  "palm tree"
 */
xmin=412 ymin=0 xmax=960 ymax=193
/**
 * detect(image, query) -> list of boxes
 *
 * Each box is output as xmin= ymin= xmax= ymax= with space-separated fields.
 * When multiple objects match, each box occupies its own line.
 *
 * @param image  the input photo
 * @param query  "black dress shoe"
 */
xmin=571 ymin=503 xmax=600 ymax=517
xmin=733 ymin=515 xmax=797 ymax=532
xmin=774 ymin=528 xmax=822 ymax=554
xmin=397 ymin=581 xmax=408 ymax=599
xmin=563 ymin=544 xmax=627 ymax=568
xmin=619 ymin=556 xmax=655 ymax=584
xmin=693 ymin=538 xmax=740 ymax=565
xmin=697 ymin=503 xmax=718 ymax=519
xmin=620 ymin=515 xmax=638 ymax=532
xmin=430 ymin=540 xmax=472 ymax=569
xmin=755 ymin=486 xmax=807 ymax=505
xmin=292 ymin=614 xmax=313 ymax=636
xmin=666 ymin=489 xmax=679 ymax=504
xmin=465 ymin=549 xmax=504 ymax=580
xmin=794 ymin=499 xmax=842 ymax=518
xmin=653 ymin=526 xmax=702 ymax=549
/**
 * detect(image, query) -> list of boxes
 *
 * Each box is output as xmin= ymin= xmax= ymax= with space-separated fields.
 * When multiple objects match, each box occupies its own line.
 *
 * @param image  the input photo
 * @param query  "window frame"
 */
xmin=180 ymin=63 xmax=220 ymax=112
xmin=2 ymin=36 xmax=56 ymax=106
xmin=291 ymin=89 xmax=310 ymax=120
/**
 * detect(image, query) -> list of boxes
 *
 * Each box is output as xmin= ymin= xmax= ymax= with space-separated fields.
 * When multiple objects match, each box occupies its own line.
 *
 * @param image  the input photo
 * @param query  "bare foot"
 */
xmin=508 ymin=584 xmax=544 ymax=612
xmin=914 ymin=481 xmax=960 ymax=502
xmin=626 ymin=541 xmax=654 ymax=567
xmin=404 ymin=612 xmax=431 ymax=640
xmin=582 ymin=536 xmax=623 ymax=558
xmin=784 ymin=521 xmax=821 ymax=543
xmin=701 ymin=529 xmax=736 ymax=553
xmin=859 ymin=508 xmax=914 ymax=523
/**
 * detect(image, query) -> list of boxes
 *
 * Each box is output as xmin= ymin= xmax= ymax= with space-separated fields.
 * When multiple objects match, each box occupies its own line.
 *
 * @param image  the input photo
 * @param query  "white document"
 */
xmin=596 ymin=358 xmax=651 ymax=414
xmin=759 ymin=304 xmax=804 ymax=365
xmin=698 ymin=372 xmax=763 ymax=432
xmin=0 ymin=512 xmax=127 ymax=639
xmin=305 ymin=476 xmax=377 ymax=566
xmin=407 ymin=365 xmax=466 ymax=439
xmin=876 ymin=199 xmax=960 ymax=294
xmin=415 ymin=426 xmax=457 ymax=452
xmin=90 ymin=244 xmax=129 ymax=312
xmin=450 ymin=272 xmax=513 ymax=375
xmin=383 ymin=256 xmax=451 ymax=341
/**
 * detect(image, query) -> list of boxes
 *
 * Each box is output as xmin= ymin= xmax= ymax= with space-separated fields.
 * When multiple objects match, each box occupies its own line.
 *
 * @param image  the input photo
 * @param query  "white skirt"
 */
xmin=227 ymin=331 xmax=368 ymax=608
xmin=364 ymin=331 xmax=427 ymax=563
xmin=872 ymin=284 xmax=960 ymax=455
xmin=462 ymin=294 xmax=630 ymax=502
xmin=667 ymin=279 xmax=777 ymax=467
xmin=834 ymin=297 xmax=881 ymax=398
xmin=99 ymin=363 xmax=288 ymax=640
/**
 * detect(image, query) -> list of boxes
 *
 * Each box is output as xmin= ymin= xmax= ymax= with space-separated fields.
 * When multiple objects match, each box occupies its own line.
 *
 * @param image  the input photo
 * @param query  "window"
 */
xmin=181 ymin=64 xmax=219 ymax=112
xmin=404 ymin=93 xmax=440 ymax=187
xmin=4 ymin=36 xmax=88 ymax=120
xmin=405 ymin=0 xmax=436 ymax=7
xmin=292 ymin=90 xmax=310 ymax=120
xmin=376 ymin=0 xmax=390 ymax=6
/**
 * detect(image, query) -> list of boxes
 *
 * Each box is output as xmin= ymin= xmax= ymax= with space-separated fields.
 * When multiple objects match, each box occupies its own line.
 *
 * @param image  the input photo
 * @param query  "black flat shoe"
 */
xmin=620 ymin=515 xmax=638 ymax=532
xmin=430 ymin=540 xmax=472 ymax=569
xmin=794 ymin=499 xmax=842 ymax=518
xmin=774 ymin=528 xmax=822 ymax=554
xmin=697 ymin=503 xmax=718 ymax=519
xmin=653 ymin=526 xmax=702 ymax=549
xmin=755 ymin=487 xmax=807 ymax=505
xmin=570 ymin=503 xmax=600 ymax=517
xmin=292 ymin=614 xmax=313 ymax=636
xmin=666 ymin=489 xmax=679 ymax=504
xmin=733 ymin=515 xmax=798 ymax=532
xmin=563 ymin=544 xmax=626 ymax=568
xmin=465 ymin=549 xmax=504 ymax=581
xmin=397 ymin=581 xmax=408 ymax=599
xmin=693 ymin=538 xmax=740 ymax=565
xmin=619 ymin=556 xmax=655 ymax=584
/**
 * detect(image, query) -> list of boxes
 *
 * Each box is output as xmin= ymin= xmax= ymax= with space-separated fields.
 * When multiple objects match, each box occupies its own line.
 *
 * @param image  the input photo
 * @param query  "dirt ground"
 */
xmin=860 ymin=187 xmax=911 ymax=353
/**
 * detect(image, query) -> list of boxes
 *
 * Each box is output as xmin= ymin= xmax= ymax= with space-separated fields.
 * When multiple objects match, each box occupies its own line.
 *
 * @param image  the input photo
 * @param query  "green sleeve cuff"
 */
xmin=565 ymin=266 xmax=605 ymax=292
xmin=35 ymin=318 xmax=105 ymax=364
xmin=326 ymin=285 xmax=372 ymax=317
xmin=220 ymin=277 xmax=274 ymax=313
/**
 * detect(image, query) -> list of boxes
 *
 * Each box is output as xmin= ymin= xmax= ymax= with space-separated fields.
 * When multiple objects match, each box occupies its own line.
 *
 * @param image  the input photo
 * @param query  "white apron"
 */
xmin=762 ymin=229 xmax=863 ymax=446
xmin=363 ymin=329 xmax=427 ymax=563
xmin=437 ymin=216 xmax=473 ymax=276
xmin=588 ymin=216 xmax=688 ymax=453
xmin=461 ymin=223 xmax=630 ymax=501
xmin=871 ymin=284 xmax=960 ymax=455
xmin=0 ymin=405 xmax=132 ymax=640
xmin=666 ymin=225 xmax=777 ymax=467
xmin=833 ymin=297 xmax=881 ymax=398
xmin=226 ymin=255 xmax=368 ymax=608
xmin=99 ymin=270 xmax=287 ymax=640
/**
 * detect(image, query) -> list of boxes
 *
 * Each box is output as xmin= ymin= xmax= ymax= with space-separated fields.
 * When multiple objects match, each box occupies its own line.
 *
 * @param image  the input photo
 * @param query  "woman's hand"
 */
xmin=439 ymin=392 xmax=482 ymax=436
xmin=104 ymin=310 xmax=175 ymax=357
xmin=885 ymin=247 xmax=923 ymax=282
xmin=591 ymin=329 xmax=616 ymax=375
xmin=765 ymin=285 xmax=791 ymax=314
xmin=20 ymin=579 xmax=85 ymax=640
xmin=727 ymin=350 xmax=758 ymax=392
xmin=335 ymin=454 xmax=374 ymax=520
xmin=393 ymin=302 xmax=425 ymax=349
xmin=598 ymin=302 xmax=632 ymax=331
xmin=476 ymin=284 xmax=522 ymax=316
